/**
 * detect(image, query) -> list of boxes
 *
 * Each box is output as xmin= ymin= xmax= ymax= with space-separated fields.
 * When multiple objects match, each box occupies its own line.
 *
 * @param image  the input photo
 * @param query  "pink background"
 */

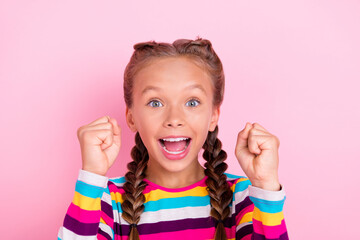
xmin=1 ymin=1 xmax=359 ymax=239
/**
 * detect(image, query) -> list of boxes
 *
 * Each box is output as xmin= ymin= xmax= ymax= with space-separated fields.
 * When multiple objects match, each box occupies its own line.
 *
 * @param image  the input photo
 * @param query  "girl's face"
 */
xmin=126 ymin=56 xmax=220 ymax=180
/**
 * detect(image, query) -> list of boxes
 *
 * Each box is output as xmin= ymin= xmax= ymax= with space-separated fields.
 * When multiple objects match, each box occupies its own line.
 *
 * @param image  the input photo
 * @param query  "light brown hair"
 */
xmin=122 ymin=37 xmax=233 ymax=240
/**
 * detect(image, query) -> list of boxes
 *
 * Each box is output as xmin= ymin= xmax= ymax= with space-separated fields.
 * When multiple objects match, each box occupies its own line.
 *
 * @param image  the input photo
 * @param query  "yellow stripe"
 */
xmin=111 ymin=177 xmax=249 ymax=204
xmin=100 ymin=217 xmax=106 ymax=224
xmin=239 ymin=211 xmax=253 ymax=224
xmin=253 ymin=206 xmax=284 ymax=226
xmin=145 ymin=186 xmax=209 ymax=201
xmin=111 ymin=186 xmax=209 ymax=204
xmin=72 ymin=191 xmax=101 ymax=211
xmin=207 ymin=238 xmax=235 ymax=240
xmin=110 ymin=192 xmax=122 ymax=203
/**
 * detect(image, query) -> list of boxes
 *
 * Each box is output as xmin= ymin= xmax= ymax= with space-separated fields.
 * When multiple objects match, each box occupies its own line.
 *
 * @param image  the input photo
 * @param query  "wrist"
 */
xmin=82 ymin=167 xmax=107 ymax=176
xmin=251 ymin=180 xmax=281 ymax=191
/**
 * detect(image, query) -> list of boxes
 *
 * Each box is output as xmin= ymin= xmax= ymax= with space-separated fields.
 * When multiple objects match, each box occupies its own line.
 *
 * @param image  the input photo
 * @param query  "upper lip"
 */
xmin=159 ymin=135 xmax=191 ymax=140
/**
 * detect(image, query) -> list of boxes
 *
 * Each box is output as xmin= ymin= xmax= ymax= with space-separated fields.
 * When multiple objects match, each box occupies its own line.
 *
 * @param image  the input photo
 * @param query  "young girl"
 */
xmin=57 ymin=37 xmax=289 ymax=240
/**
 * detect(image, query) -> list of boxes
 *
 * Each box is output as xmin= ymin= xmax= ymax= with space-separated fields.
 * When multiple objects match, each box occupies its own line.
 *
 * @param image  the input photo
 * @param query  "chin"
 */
xmin=159 ymin=160 xmax=194 ymax=173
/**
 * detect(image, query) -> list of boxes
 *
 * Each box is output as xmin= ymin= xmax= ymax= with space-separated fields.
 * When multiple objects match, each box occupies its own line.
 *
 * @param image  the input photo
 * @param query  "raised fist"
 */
xmin=77 ymin=115 xmax=122 ymax=176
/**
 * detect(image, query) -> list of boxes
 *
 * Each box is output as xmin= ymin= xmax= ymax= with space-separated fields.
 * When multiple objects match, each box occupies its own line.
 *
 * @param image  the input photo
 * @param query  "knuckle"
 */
xmin=275 ymin=136 xmax=280 ymax=145
xmin=248 ymin=134 xmax=255 ymax=142
xmin=271 ymin=135 xmax=279 ymax=145
xmin=81 ymin=130 xmax=91 ymax=139
xmin=77 ymin=126 xmax=84 ymax=137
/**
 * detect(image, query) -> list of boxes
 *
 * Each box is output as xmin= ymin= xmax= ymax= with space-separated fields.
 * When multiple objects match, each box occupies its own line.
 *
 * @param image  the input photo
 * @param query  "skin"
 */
xmin=79 ymin=56 xmax=281 ymax=191
xmin=235 ymin=122 xmax=281 ymax=191
xmin=125 ymin=56 xmax=219 ymax=188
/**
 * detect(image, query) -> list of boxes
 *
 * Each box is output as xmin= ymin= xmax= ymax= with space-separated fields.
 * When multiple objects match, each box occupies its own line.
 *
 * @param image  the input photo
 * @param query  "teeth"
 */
xmin=161 ymin=137 xmax=189 ymax=142
xmin=159 ymin=137 xmax=191 ymax=154
xmin=162 ymin=146 xmax=187 ymax=154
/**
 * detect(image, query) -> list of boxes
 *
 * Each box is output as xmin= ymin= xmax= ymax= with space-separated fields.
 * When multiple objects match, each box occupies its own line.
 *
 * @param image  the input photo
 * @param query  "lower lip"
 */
xmin=158 ymin=139 xmax=192 ymax=160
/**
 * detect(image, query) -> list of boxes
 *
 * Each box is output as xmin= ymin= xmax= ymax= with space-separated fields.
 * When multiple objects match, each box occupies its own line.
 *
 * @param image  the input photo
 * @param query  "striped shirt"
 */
xmin=58 ymin=169 xmax=289 ymax=240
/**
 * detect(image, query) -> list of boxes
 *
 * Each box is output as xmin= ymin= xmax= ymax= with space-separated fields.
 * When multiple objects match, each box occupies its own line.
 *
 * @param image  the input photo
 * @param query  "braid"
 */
xmin=121 ymin=132 xmax=149 ymax=240
xmin=203 ymin=125 xmax=233 ymax=240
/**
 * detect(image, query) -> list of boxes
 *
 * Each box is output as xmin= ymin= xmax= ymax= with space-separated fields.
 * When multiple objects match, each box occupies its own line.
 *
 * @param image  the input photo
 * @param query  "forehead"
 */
xmin=133 ymin=56 xmax=214 ymax=94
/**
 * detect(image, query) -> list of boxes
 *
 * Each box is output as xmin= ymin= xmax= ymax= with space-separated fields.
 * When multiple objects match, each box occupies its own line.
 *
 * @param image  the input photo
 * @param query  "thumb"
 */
xmin=109 ymin=118 xmax=121 ymax=146
xmin=235 ymin=122 xmax=252 ymax=152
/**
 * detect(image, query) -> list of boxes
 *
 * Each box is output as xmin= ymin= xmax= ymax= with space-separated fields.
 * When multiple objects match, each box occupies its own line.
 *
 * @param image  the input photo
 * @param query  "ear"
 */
xmin=125 ymin=106 xmax=137 ymax=132
xmin=209 ymin=106 xmax=220 ymax=132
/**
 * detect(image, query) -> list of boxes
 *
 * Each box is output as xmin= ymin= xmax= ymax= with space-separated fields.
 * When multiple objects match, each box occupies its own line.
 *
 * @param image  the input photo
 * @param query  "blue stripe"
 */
xmin=249 ymin=196 xmax=286 ymax=213
xmin=109 ymin=176 xmax=126 ymax=184
xmin=234 ymin=179 xmax=251 ymax=193
xmin=144 ymin=195 xmax=211 ymax=211
xmin=113 ymin=200 xmax=122 ymax=213
xmin=75 ymin=180 xmax=105 ymax=199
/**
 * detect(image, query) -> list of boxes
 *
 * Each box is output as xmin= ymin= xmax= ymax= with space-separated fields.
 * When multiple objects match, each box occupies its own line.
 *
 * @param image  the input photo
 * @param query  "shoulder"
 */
xmin=224 ymin=172 xmax=252 ymax=194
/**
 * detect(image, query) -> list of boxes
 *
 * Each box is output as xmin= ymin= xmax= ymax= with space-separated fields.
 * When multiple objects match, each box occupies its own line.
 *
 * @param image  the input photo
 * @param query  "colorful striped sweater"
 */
xmin=58 ymin=169 xmax=289 ymax=240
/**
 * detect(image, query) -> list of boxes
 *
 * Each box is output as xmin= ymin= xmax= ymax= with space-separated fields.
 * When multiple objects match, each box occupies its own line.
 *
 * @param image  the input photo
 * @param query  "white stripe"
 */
xmin=101 ymin=191 xmax=112 ymax=205
xmin=58 ymin=226 xmax=97 ymax=240
xmin=78 ymin=169 xmax=109 ymax=188
xmin=99 ymin=222 xmax=114 ymax=239
xmin=117 ymin=205 xmax=212 ymax=225
xmin=57 ymin=227 xmax=63 ymax=239
xmin=113 ymin=208 xmax=120 ymax=223
xmin=248 ymin=184 xmax=285 ymax=201
xmin=108 ymin=180 xmax=125 ymax=188
xmin=236 ymin=221 xmax=253 ymax=232
xmin=231 ymin=188 xmax=249 ymax=214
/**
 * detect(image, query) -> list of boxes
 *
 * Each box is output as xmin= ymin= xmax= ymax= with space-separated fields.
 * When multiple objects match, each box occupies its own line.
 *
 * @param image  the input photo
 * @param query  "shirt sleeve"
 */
xmin=57 ymin=169 xmax=115 ymax=240
xmin=234 ymin=178 xmax=289 ymax=240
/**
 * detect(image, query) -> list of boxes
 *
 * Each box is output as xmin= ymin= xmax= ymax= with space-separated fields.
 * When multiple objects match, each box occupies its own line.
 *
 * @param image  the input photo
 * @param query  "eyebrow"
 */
xmin=141 ymin=84 xmax=207 ymax=95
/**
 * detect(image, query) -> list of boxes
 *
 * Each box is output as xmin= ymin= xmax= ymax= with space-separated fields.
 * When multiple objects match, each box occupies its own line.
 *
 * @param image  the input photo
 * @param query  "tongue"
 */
xmin=163 ymin=140 xmax=187 ymax=151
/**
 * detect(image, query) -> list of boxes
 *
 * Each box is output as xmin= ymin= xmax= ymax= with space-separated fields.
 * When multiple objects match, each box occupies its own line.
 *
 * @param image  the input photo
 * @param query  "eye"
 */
xmin=186 ymin=98 xmax=200 ymax=107
xmin=147 ymin=99 xmax=163 ymax=107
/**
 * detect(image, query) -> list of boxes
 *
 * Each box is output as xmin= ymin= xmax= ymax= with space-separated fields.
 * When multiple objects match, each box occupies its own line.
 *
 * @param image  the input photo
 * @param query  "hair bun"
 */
xmin=133 ymin=41 xmax=157 ymax=50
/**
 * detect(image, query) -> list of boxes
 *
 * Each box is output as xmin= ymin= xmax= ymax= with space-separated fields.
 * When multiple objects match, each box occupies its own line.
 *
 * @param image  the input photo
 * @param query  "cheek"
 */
xmin=189 ymin=108 xmax=213 ymax=127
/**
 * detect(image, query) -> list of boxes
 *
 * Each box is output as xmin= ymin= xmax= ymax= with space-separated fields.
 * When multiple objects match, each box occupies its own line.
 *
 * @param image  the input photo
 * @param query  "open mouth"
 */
xmin=159 ymin=137 xmax=191 ymax=154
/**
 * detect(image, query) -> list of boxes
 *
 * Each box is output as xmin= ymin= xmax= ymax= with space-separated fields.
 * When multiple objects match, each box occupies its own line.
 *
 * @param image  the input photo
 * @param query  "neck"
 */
xmin=145 ymin=158 xmax=205 ymax=189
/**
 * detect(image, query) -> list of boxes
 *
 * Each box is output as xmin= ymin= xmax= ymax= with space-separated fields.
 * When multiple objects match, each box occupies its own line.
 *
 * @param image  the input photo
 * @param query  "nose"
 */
xmin=163 ymin=106 xmax=184 ymax=128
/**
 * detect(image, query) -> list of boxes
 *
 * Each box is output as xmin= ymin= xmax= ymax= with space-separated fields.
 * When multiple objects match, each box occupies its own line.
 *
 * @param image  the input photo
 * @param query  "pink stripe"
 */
xmin=236 ymin=204 xmax=254 ymax=225
xmin=97 ymin=233 xmax=109 ymax=240
xmin=225 ymin=225 xmax=237 ymax=239
xmin=108 ymin=182 xmax=153 ymax=195
xmin=143 ymin=176 xmax=208 ymax=193
xmin=107 ymin=182 xmax=153 ymax=197
xmin=108 ymin=184 xmax=125 ymax=194
xmin=117 ymin=235 xmax=128 ymax=240
xmin=101 ymin=210 xmax=113 ymax=226
xmin=253 ymin=218 xmax=287 ymax=238
xmin=67 ymin=202 xmax=100 ymax=223
xmin=108 ymin=182 xmax=151 ymax=195
xmin=241 ymin=234 xmax=252 ymax=240
xmin=108 ymin=177 xmax=244 ymax=195
xmin=228 ymin=180 xmax=236 ymax=188
xmin=116 ymin=227 xmax=214 ymax=240
xmin=142 ymin=185 xmax=153 ymax=194
xmin=108 ymin=178 xmax=209 ymax=195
